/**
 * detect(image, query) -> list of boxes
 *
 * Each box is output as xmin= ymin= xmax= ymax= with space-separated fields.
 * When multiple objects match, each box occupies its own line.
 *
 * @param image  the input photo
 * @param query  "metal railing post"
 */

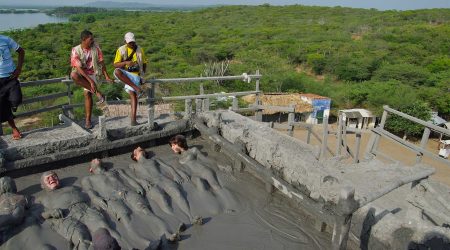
xmin=147 ymin=83 xmax=155 ymax=126
xmin=320 ymin=115 xmax=329 ymax=161
xmin=232 ymin=97 xmax=238 ymax=110
xmin=254 ymin=69 xmax=263 ymax=122
xmin=184 ymin=99 xmax=192 ymax=119
xmin=366 ymin=109 xmax=388 ymax=157
xmin=336 ymin=113 xmax=343 ymax=156
xmin=354 ymin=132 xmax=361 ymax=163
xmin=288 ymin=104 xmax=295 ymax=137
xmin=417 ymin=127 xmax=431 ymax=163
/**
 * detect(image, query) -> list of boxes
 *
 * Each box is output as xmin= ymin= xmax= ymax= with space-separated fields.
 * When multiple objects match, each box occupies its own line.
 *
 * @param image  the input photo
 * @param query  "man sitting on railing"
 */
xmin=70 ymin=30 xmax=113 ymax=129
xmin=113 ymin=32 xmax=146 ymax=126
xmin=0 ymin=35 xmax=24 ymax=140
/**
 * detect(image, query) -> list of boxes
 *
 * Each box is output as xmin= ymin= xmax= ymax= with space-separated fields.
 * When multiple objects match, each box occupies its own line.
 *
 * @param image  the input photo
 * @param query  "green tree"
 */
xmin=385 ymin=101 xmax=432 ymax=140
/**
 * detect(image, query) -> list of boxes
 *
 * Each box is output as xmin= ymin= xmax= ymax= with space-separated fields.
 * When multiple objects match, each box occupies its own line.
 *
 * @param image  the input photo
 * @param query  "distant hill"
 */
xmin=84 ymin=1 xmax=207 ymax=11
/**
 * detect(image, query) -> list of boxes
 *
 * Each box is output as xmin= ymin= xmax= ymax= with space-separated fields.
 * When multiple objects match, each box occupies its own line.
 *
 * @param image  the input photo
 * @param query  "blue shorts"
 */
xmin=114 ymin=68 xmax=140 ymax=93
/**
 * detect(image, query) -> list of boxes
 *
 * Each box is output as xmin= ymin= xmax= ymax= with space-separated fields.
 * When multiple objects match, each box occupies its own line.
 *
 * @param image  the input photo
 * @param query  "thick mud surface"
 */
xmin=1 ymin=137 xmax=330 ymax=249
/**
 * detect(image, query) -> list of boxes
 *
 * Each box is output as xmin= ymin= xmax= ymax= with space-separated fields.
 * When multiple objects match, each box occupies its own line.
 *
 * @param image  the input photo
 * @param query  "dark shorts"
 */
xmin=0 ymin=77 xmax=22 ymax=123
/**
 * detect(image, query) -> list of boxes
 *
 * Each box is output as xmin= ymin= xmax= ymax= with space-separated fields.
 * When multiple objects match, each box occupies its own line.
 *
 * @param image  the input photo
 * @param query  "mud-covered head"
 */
xmin=169 ymin=134 xmax=188 ymax=154
xmin=41 ymin=171 xmax=60 ymax=191
xmin=131 ymin=146 xmax=148 ymax=162
xmin=89 ymin=158 xmax=106 ymax=174
xmin=0 ymin=176 xmax=17 ymax=194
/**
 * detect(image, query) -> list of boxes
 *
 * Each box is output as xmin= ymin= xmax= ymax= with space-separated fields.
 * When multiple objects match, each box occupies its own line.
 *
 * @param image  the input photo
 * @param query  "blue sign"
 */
xmin=312 ymin=99 xmax=331 ymax=118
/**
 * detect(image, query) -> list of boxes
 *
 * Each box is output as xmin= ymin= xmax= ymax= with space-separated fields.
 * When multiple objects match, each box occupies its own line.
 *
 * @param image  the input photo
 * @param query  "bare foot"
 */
xmin=12 ymin=128 xmax=22 ymax=140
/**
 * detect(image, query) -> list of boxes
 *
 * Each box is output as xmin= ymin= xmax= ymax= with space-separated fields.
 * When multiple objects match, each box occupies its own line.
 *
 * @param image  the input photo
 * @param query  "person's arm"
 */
xmin=113 ymin=48 xmax=135 ymax=69
xmin=11 ymin=47 xmax=24 ymax=79
xmin=81 ymin=178 xmax=107 ymax=210
xmin=191 ymin=147 xmax=216 ymax=166
xmin=117 ymin=169 xmax=145 ymax=195
xmin=99 ymin=61 xmax=112 ymax=82
xmin=143 ymin=63 xmax=147 ymax=74
xmin=157 ymin=158 xmax=189 ymax=183
xmin=95 ymin=46 xmax=112 ymax=82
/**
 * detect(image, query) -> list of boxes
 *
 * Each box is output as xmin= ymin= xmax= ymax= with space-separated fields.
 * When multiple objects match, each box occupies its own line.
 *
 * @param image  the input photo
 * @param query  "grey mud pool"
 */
xmin=1 ymin=137 xmax=331 ymax=250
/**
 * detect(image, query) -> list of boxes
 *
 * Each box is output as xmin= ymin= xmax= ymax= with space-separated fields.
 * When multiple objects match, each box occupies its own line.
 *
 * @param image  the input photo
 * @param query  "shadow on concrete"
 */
xmin=407 ymin=231 xmax=450 ymax=249
xmin=360 ymin=207 xmax=391 ymax=250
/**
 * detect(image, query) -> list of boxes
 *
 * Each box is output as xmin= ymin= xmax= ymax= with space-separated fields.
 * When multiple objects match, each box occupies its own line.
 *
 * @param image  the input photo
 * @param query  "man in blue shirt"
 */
xmin=0 ymin=35 xmax=25 ymax=140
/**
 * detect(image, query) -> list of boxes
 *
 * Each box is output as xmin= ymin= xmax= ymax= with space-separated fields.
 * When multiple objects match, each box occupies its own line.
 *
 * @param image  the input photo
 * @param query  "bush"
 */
xmin=372 ymin=63 xmax=430 ymax=86
xmin=385 ymin=101 xmax=431 ymax=140
xmin=306 ymin=53 xmax=326 ymax=74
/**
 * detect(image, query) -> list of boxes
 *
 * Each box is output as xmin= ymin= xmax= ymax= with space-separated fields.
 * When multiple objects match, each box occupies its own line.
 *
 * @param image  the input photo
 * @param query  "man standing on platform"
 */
xmin=0 ymin=35 xmax=24 ymax=140
xmin=113 ymin=32 xmax=146 ymax=126
xmin=70 ymin=30 xmax=112 ymax=129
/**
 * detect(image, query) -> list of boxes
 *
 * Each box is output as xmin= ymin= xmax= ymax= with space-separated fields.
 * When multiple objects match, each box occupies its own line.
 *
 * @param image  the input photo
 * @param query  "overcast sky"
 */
xmin=5 ymin=0 xmax=450 ymax=10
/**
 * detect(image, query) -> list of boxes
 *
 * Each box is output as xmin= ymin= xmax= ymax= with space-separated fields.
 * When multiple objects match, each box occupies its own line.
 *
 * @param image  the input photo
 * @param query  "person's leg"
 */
xmin=84 ymin=90 xmax=93 ymax=128
xmin=71 ymin=72 xmax=103 ymax=102
xmin=7 ymin=119 xmax=21 ymax=139
xmin=114 ymin=69 xmax=141 ymax=93
xmin=8 ymin=78 xmax=22 ymax=112
xmin=129 ymin=91 xmax=137 ymax=126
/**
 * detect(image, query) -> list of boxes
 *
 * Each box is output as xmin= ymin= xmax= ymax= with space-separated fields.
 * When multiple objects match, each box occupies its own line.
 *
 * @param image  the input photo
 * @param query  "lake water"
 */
xmin=0 ymin=13 xmax=68 ymax=31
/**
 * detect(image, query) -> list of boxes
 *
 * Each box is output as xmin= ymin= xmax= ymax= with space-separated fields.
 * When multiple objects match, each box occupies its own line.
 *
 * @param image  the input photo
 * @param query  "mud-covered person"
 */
xmin=70 ymin=30 xmax=113 ymax=129
xmin=169 ymin=134 xmax=222 ymax=190
xmin=37 ymin=171 xmax=124 ymax=250
xmin=113 ymin=32 xmax=147 ymax=126
xmin=169 ymin=135 xmax=239 ymax=213
xmin=0 ymin=35 xmax=24 ymax=140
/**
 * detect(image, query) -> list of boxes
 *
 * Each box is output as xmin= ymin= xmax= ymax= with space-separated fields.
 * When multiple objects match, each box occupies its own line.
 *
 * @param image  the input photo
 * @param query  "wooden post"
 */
xmin=147 ymin=83 xmax=155 ymax=126
xmin=184 ymin=99 xmax=192 ymax=119
xmin=354 ymin=132 xmax=361 ymax=163
xmin=288 ymin=104 xmax=295 ymax=137
xmin=320 ymin=115 xmax=329 ymax=161
xmin=336 ymin=113 xmax=343 ymax=156
xmin=416 ymin=127 xmax=431 ymax=163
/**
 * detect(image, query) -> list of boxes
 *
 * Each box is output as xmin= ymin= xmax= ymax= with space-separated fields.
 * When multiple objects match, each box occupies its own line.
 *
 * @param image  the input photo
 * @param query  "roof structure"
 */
xmin=340 ymin=108 xmax=376 ymax=118
xmin=299 ymin=93 xmax=330 ymax=100
xmin=242 ymin=93 xmax=313 ymax=114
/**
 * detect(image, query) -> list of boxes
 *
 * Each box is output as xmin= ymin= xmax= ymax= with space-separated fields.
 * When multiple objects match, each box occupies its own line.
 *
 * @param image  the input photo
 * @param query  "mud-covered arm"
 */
xmin=157 ymin=158 xmax=189 ymax=183
xmin=81 ymin=178 xmax=107 ymax=210
xmin=190 ymin=147 xmax=217 ymax=167
xmin=117 ymin=169 xmax=145 ymax=195
xmin=32 ymin=196 xmax=64 ymax=220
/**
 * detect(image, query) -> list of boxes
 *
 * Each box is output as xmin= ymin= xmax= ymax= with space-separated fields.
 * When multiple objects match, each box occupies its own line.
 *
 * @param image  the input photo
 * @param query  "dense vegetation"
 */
xmin=3 ymin=5 xmax=450 ymax=134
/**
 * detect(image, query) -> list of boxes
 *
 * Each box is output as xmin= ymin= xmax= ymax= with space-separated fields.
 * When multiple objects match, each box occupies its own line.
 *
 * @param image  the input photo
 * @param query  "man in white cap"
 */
xmin=113 ymin=32 xmax=147 ymax=126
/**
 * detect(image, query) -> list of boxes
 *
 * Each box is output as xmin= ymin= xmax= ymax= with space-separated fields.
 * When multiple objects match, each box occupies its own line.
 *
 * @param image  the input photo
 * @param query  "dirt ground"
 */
xmin=277 ymin=123 xmax=450 ymax=187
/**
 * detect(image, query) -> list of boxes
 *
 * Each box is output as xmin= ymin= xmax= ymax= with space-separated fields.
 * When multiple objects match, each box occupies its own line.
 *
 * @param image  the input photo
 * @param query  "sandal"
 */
xmin=96 ymin=94 xmax=105 ymax=105
xmin=85 ymin=123 xmax=93 ymax=129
